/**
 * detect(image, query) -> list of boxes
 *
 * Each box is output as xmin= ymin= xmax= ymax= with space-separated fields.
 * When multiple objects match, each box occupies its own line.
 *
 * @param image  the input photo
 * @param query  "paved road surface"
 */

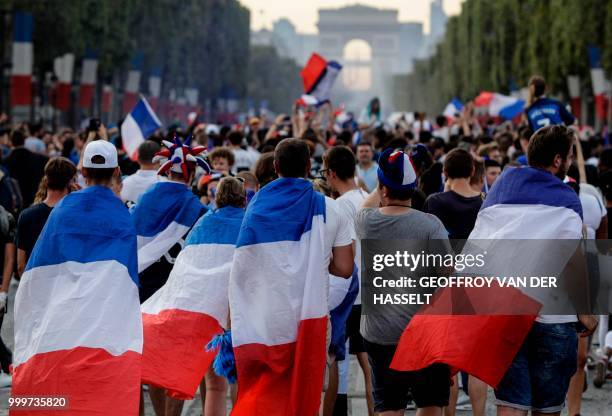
xmin=1 ymin=279 xmax=611 ymax=415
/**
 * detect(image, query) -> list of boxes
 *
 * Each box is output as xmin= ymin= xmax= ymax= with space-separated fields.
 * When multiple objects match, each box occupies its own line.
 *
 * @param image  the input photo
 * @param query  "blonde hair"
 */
xmin=216 ymin=176 xmax=246 ymax=208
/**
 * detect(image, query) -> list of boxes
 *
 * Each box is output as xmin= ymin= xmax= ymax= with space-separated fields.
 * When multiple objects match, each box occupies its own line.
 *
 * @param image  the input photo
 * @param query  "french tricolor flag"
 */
xmin=10 ymin=11 xmax=33 ymax=107
xmin=300 ymin=53 xmax=342 ymax=105
xmin=148 ymin=67 xmax=162 ymax=112
xmin=141 ymin=206 xmax=244 ymax=399
xmin=132 ymin=181 xmax=205 ymax=274
xmin=474 ymin=91 xmax=525 ymax=120
xmin=121 ymin=96 xmax=162 ymax=160
xmin=12 ymin=186 xmax=142 ymax=414
xmin=443 ymin=97 xmax=463 ymax=120
xmin=53 ymin=53 xmax=75 ymax=112
xmin=79 ymin=49 xmax=98 ymax=110
xmin=588 ymin=46 xmax=610 ymax=121
xmin=229 ymin=178 xmax=329 ymax=415
xmin=123 ymin=53 xmax=143 ymax=115
xmin=390 ymin=166 xmax=583 ymax=387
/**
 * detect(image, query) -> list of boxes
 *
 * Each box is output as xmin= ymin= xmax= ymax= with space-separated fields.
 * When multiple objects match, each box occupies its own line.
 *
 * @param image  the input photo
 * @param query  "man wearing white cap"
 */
xmin=12 ymin=140 xmax=143 ymax=414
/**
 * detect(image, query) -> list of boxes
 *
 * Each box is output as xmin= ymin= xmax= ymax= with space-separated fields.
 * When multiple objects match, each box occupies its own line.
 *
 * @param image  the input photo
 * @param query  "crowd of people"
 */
xmin=0 ymin=75 xmax=611 ymax=416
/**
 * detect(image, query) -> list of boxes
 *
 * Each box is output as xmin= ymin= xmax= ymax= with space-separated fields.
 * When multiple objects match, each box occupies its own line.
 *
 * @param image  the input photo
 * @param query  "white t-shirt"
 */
xmin=324 ymin=196 xmax=354 ymax=310
xmin=580 ymin=192 xmax=606 ymax=239
xmin=336 ymin=188 xmax=369 ymax=304
xmin=232 ymin=146 xmax=260 ymax=173
xmin=121 ymin=170 xmax=160 ymax=203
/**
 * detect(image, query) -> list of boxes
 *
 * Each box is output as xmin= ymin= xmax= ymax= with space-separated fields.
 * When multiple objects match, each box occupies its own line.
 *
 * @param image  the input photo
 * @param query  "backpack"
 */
xmin=0 ymin=168 xmax=24 ymax=215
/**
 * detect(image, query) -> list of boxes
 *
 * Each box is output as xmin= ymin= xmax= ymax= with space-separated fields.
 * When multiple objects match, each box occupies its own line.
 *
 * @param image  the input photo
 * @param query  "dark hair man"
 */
xmin=120 ymin=140 xmax=161 ymax=204
xmin=480 ymin=125 xmax=593 ymax=416
xmin=13 ymin=140 xmax=142 ymax=414
xmin=525 ymin=76 xmax=575 ymax=131
xmin=484 ymin=159 xmax=502 ymax=190
xmin=4 ymin=129 xmax=48 ymax=207
xmin=322 ymin=145 xmax=373 ymax=415
xmin=15 ymin=157 xmax=76 ymax=276
xmin=228 ymin=138 xmax=353 ymax=414
xmin=424 ymin=149 xmax=482 ymax=240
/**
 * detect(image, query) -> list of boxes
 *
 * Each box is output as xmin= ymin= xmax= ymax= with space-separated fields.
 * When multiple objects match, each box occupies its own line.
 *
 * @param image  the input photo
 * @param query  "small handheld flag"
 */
xmin=300 ymin=53 xmax=342 ymax=105
xmin=121 ymin=96 xmax=162 ymax=160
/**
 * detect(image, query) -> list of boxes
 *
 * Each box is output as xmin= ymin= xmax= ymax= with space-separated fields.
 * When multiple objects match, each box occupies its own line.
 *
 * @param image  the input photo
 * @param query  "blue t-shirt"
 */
xmin=525 ymin=97 xmax=575 ymax=131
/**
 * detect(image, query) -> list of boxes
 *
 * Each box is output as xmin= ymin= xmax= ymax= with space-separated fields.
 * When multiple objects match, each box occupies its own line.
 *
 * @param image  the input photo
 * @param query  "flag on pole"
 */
xmin=101 ymin=84 xmax=113 ymax=114
xmin=79 ymin=49 xmax=98 ymax=110
xmin=53 ymin=53 xmax=75 ymax=112
xmin=474 ymin=91 xmax=525 ymax=120
xmin=443 ymin=97 xmax=463 ymax=120
xmin=10 ymin=11 xmax=33 ymax=107
xmin=141 ymin=206 xmax=244 ymax=399
xmin=132 ymin=181 xmax=205 ymax=274
xmin=301 ymin=53 xmax=342 ymax=105
xmin=123 ymin=53 xmax=143 ymax=115
xmin=121 ymin=96 xmax=162 ymax=160
xmin=12 ymin=186 xmax=142 ymax=414
xmin=148 ymin=67 xmax=162 ymax=111
xmin=229 ymin=178 xmax=329 ymax=415
xmin=390 ymin=166 xmax=583 ymax=387
xmin=588 ymin=46 xmax=610 ymax=121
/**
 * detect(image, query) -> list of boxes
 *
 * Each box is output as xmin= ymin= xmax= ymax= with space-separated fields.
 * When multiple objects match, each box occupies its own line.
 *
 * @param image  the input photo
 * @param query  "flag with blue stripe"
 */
xmin=141 ymin=205 xmax=244 ymax=399
xmin=13 ymin=186 xmax=142 ymax=414
xmin=121 ymin=96 xmax=162 ymax=159
xmin=132 ymin=181 xmax=206 ymax=272
xmin=229 ymin=177 xmax=331 ymax=414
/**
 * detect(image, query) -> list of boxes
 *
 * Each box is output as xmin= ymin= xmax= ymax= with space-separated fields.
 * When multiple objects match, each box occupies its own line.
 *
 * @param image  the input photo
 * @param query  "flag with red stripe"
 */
xmin=391 ymin=167 xmax=584 ymax=387
xmin=141 ymin=206 xmax=244 ymax=399
xmin=12 ymin=186 xmax=142 ymax=415
xmin=229 ymin=178 xmax=328 ymax=415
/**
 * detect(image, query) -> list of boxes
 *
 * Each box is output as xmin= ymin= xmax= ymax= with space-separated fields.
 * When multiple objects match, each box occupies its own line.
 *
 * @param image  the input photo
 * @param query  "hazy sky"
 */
xmin=239 ymin=0 xmax=464 ymax=34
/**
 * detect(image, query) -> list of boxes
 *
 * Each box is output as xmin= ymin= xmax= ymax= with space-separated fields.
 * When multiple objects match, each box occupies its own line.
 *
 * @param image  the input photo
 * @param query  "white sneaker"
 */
xmin=0 ymin=372 xmax=11 ymax=388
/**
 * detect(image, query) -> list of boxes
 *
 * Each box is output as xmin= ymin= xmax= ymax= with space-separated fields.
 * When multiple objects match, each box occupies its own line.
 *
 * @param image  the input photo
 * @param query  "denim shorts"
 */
xmin=495 ymin=322 xmax=578 ymax=413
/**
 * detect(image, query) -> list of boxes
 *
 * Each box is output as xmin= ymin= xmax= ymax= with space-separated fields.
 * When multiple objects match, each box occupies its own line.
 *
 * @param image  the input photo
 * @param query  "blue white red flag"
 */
xmin=11 ymin=11 xmax=33 ymax=107
xmin=475 ymin=91 xmax=525 ymax=120
xmin=229 ymin=178 xmax=329 ymax=415
xmin=391 ymin=167 xmax=583 ymax=387
xmin=132 ymin=181 xmax=205 ymax=273
xmin=443 ymin=97 xmax=463 ymax=119
xmin=301 ymin=53 xmax=342 ymax=104
xmin=141 ymin=206 xmax=244 ymax=399
xmin=13 ymin=186 xmax=142 ymax=414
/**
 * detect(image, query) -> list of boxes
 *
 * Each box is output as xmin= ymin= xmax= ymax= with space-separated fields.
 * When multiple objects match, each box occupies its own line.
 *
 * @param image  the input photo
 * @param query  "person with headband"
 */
xmin=357 ymin=148 xmax=450 ymax=416
xmin=141 ymin=176 xmax=246 ymax=416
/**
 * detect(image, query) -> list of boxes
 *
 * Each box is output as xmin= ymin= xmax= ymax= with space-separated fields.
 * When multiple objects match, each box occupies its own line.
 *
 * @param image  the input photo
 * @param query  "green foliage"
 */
xmin=247 ymin=45 xmax=302 ymax=114
xmin=403 ymin=0 xmax=612 ymax=115
xmin=4 ymin=0 xmax=250 ymax=100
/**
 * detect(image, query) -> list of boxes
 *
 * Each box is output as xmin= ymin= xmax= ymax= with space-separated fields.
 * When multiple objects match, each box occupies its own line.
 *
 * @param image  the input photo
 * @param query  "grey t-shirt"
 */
xmin=356 ymin=207 xmax=449 ymax=345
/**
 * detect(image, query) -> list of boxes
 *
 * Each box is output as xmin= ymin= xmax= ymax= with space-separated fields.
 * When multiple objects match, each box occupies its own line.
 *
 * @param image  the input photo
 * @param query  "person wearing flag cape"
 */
xmin=141 ymin=176 xmax=247 ymax=415
xmin=13 ymin=140 xmax=142 ymax=415
xmin=229 ymin=138 xmax=354 ymax=415
xmin=131 ymin=135 xmax=209 ymax=415
xmin=390 ymin=125 xmax=598 ymax=416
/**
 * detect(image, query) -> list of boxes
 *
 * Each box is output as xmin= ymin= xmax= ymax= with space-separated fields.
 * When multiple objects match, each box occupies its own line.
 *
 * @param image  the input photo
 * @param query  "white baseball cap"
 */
xmin=82 ymin=140 xmax=118 ymax=168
